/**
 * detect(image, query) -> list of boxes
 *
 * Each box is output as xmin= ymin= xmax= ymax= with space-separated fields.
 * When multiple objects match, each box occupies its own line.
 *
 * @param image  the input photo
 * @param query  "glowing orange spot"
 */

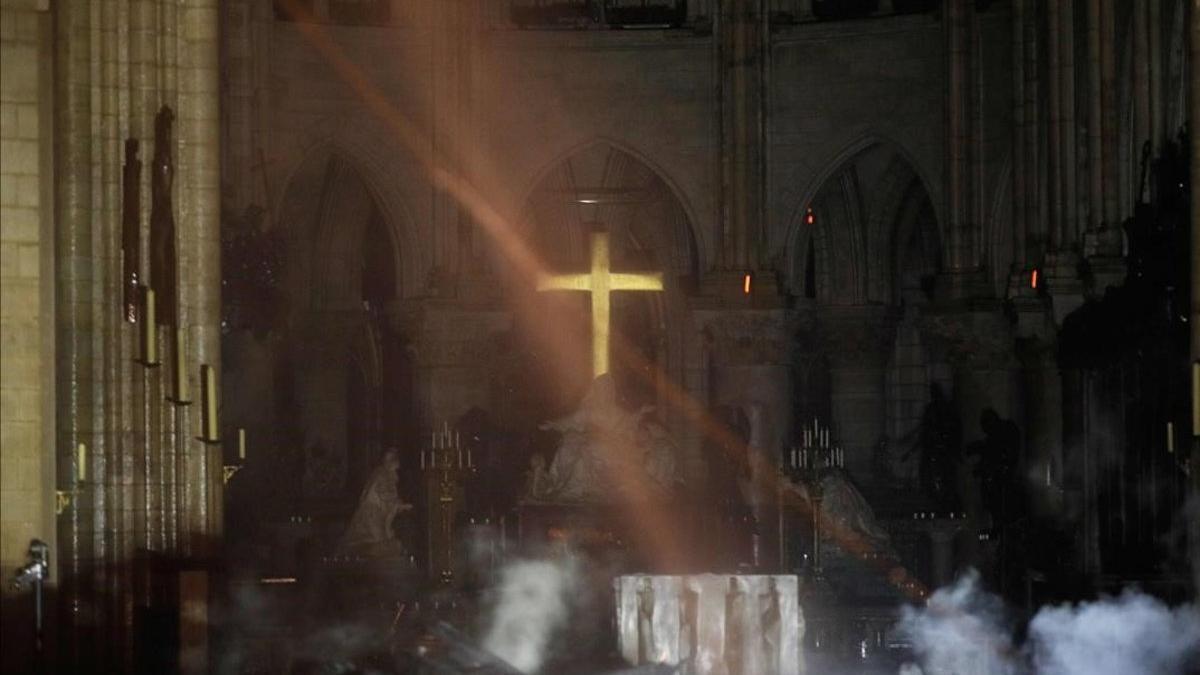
xmin=743 ymin=273 xmax=752 ymax=295
xmin=805 ymin=208 xmax=815 ymax=225
xmin=1031 ymin=268 xmax=1039 ymax=289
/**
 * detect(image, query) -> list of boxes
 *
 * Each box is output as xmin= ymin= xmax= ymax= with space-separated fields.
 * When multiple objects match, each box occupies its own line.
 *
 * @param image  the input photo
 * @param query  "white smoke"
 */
xmin=1029 ymin=591 xmax=1200 ymax=675
xmin=482 ymin=556 xmax=579 ymax=674
xmin=897 ymin=569 xmax=1020 ymax=675
xmin=898 ymin=570 xmax=1200 ymax=675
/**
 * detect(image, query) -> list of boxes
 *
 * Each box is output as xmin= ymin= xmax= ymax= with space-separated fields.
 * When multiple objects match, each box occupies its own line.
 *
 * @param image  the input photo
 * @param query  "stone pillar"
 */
xmin=917 ymin=516 xmax=964 ymax=588
xmin=716 ymin=0 xmax=768 ymax=271
xmin=819 ymin=306 xmax=897 ymax=483
xmin=50 ymin=1 xmax=223 ymax=670
xmin=698 ymin=301 xmax=797 ymax=567
xmin=1190 ymin=0 xmax=1199 ymax=498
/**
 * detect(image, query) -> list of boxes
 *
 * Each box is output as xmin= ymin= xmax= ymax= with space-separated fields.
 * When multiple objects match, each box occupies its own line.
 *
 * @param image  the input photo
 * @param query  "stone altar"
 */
xmin=615 ymin=574 xmax=804 ymax=675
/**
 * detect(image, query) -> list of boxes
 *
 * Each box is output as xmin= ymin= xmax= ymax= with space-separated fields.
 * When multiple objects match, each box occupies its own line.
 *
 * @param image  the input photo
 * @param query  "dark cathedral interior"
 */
xmin=2 ymin=0 xmax=1199 ymax=673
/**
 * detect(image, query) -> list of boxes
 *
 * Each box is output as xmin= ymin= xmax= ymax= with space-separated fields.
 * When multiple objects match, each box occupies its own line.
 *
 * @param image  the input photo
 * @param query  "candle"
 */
xmin=173 ymin=327 xmax=188 ymax=402
xmin=458 ymin=449 xmax=463 ymax=468
xmin=1045 ymin=462 xmax=1051 ymax=486
xmin=1166 ymin=422 xmax=1174 ymax=453
xmin=142 ymin=287 xmax=158 ymax=365
xmin=238 ymin=428 xmax=246 ymax=460
xmin=420 ymin=450 xmax=426 ymax=470
xmin=77 ymin=442 xmax=87 ymax=483
xmin=200 ymin=365 xmax=218 ymax=441
xmin=467 ymin=449 xmax=472 ymax=468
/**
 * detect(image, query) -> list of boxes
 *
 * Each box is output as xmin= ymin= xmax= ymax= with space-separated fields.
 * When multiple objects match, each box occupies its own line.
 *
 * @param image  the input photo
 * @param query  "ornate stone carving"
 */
xmin=816 ymin=305 xmax=899 ymax=366
xmin=919 ymin=306 xmax=1016 ymax=367
xmin=700 ymin=310 xmax=802 ymax=366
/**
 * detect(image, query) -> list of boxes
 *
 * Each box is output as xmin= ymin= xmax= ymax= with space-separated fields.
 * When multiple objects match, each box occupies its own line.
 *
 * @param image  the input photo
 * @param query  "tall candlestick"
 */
xmin=172 ymin=327 xmax=189 ymax=402
xmin=77 ymin=442 xmax=87 ymax=483
xmin=141 ymin=287 xmax=158 ymax=365
xmin=467 ymin=449 xmax=472 ymax=468
xmin=200 ymin=365 xmax=218 ymax=442
xmin=238 ymin=427 xmax=246 ymax=460
xmin=1166 ymin=422 xmax=1174 ymax=453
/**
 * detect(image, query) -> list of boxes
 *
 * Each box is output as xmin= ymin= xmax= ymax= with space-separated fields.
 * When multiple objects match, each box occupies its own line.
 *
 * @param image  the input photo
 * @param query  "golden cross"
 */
xmin=537 ymin=231 xmax=664 ymax=377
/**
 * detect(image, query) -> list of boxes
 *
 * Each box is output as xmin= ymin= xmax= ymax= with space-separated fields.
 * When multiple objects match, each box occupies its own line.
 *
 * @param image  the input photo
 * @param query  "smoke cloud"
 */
xmin=482 ymin=556 xmax=579 ymax=674
xmin=1028 ymin=591 xmax=1200 ymax=675
xmin=897 ymin=570 xmax=1200 ymax=675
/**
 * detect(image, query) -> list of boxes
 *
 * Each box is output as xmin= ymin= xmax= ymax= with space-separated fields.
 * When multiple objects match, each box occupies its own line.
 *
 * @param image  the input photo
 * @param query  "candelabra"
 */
xmin=421 ymin=422 xmax=475 ymax=585
xmin=784 ymin=418 xmax=844 ymax=587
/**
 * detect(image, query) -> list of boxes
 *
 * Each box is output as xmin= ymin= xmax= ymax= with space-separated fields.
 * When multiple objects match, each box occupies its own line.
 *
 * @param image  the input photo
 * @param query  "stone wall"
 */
xmin=0 ymin=2 xmax=54 ymax=671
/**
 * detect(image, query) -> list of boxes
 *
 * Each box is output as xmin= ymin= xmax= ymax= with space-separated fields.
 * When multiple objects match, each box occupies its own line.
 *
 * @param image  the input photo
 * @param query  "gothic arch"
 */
xmin=273 ymin=114 xmax=426 ymax=298
xmin=784 ymin=136 xmax=940 ymax=304
xmin=276 ymin=148 xmax=409 ymax=308
xmin=517 ymin=137 xmax=706 ymax=274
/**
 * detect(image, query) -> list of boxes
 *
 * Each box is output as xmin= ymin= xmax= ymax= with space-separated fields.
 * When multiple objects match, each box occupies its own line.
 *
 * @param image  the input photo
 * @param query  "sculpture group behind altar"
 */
xmin=524 ymin=374 xmax=684 ymax=504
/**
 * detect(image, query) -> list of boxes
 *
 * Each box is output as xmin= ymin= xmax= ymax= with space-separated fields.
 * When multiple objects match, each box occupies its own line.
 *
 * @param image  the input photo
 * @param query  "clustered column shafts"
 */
xmin=1012 ymin=0 xmax=1027 ymax=269
xmin=1048 ymin=0 xmax=1063 ymax=252
xmin=1060 ymin=0 xmax=1079 ymax=246
xmin=946 ymin=0 xmax=970 ymax=271
xmin=716 ymin=0 xmax=767 ymax=272
xmin=51 ymin=0 xmax=223 ymax=671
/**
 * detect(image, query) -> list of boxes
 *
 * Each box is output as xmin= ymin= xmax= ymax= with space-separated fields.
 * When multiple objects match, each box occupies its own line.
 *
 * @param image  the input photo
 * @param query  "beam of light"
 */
xmin=276 ymin=0 xmax=927 ymax=597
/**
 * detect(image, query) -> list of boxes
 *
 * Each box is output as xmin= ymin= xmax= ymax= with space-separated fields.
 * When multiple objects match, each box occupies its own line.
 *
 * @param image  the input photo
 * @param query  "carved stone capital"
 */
xmin=411 ymin=304 xmax=513 ymax=368
xmin=816 ymin=305 xmax=899 ymax=367
xmin=919 ymin=305 xmax=1016 ymax=368
xmin=698 ymin=308 xmax=804 ymax=367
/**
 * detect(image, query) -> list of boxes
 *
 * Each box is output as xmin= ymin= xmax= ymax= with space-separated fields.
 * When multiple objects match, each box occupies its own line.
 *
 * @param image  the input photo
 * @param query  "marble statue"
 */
xmin=337 ymin=449 xmax=413 ymax=556
xmin=782 ymin=468 xmax=895 ymax=557
xmin=525 ymin=374 xmax=683 ymax=504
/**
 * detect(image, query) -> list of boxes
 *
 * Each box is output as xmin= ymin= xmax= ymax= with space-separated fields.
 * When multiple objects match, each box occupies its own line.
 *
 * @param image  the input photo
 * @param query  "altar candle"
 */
xmin=467 ymin=449 xmax=472 ymax=468
xmin=1166 ymin=422 xmax=1174 ymax=453
xmin=173 ymin=327 xmax=188 ymax=401
xmin=200 ymin=365 xmax=218 ymax=442
xmin=238 ymin=428 xmax=246 ymax=460
xmin=77 ymin=442 xmax=87 ymax=483
xmin=142 ymin=287 xmax=158 ymax=365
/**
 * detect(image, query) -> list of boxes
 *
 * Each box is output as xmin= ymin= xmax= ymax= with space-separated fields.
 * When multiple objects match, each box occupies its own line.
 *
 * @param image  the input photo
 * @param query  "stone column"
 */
xmin=1190 ymin=0 xmax=1199 ymax=496
xmin=715 ymin=0 xmax=767 ymax=271
xmin=50 ymin=1 xmax=223 ymax=670
xmin=819 ymin=306 xmax=897 ymax=483
xmin=697 ymin=300 xmax=797 ymax=568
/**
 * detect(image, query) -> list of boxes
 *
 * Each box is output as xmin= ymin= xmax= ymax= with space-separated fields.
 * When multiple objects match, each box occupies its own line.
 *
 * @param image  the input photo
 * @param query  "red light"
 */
xmin=743 ymin=273 xmax=752 ymax=295
xmin=1030 ymin=269 xmax=1039 ymax=289
xmin=804 ymin=207 xmax=815 ymax=225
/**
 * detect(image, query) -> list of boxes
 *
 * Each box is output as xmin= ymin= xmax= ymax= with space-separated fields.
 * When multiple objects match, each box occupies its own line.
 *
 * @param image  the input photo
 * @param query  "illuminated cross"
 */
xmin=537 ymin=230 xmax=664 ymax=377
